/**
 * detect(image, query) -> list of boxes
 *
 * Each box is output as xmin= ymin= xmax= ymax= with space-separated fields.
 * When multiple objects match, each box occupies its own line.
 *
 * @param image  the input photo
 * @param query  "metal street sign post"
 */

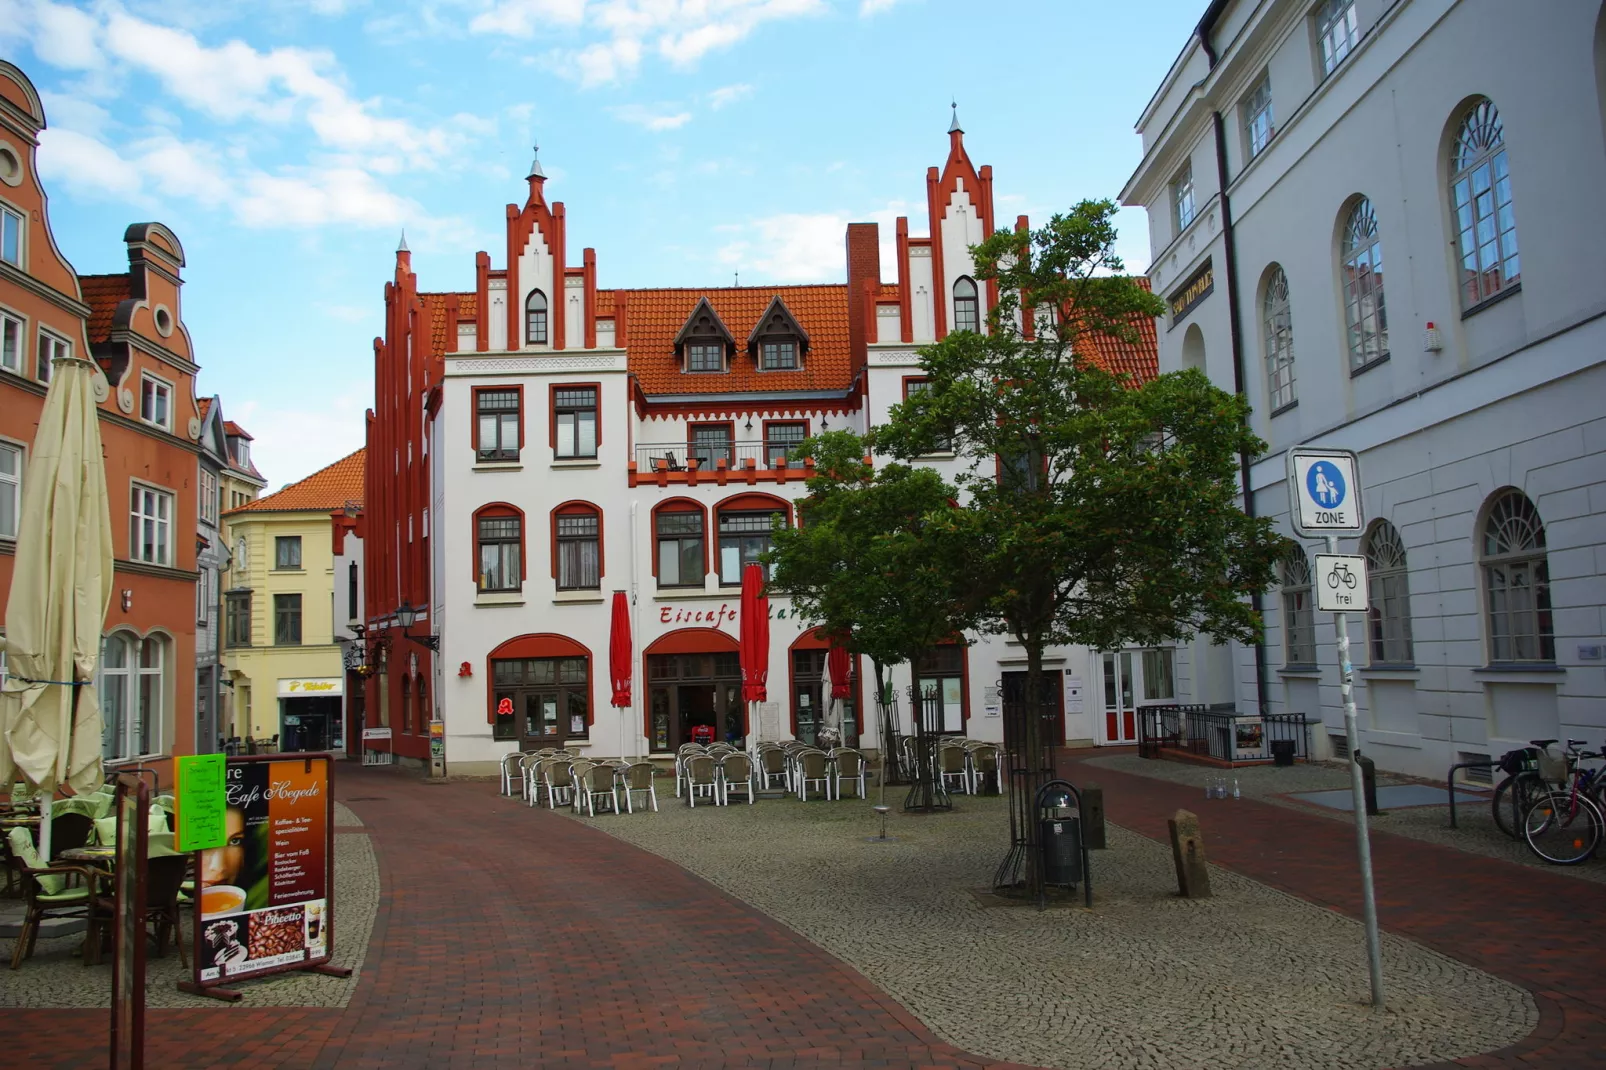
xmin=1287 ymin=448 xmax=1384 ymax=1009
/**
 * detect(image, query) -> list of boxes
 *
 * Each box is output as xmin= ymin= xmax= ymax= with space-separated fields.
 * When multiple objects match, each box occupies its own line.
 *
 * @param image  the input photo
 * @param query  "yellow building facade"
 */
xmin=221 ymin=449 xmax=363 ymax=752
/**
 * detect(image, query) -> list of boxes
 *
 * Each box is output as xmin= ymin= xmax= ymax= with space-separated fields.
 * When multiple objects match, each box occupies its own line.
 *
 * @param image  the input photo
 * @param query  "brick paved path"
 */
xmin=1058 ymin=750 xmax=1606 ymax=1069
xmin=0 ymin=767 xmax=1033 ymax=1070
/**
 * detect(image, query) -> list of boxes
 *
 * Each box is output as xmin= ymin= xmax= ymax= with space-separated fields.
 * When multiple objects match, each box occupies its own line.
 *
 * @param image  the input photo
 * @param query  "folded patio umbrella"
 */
xmin=739 ymin=563 xmax=768 ymax=746
xmin=609 ymin=591 xmax=632 ymax=757
xmin=0 ymin=355 xmax=115 ymax=857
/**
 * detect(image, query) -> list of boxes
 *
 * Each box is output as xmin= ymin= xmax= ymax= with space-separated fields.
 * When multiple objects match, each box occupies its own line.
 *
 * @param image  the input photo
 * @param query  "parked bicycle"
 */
xmin=1521 ymin=739 xmax=1605 ymax=866
xmin=1491 ymin=740 xmax=1558 ymax=839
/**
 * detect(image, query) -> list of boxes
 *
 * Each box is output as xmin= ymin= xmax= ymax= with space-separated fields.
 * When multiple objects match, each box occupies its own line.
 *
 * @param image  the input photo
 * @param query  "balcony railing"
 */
xmin=629 ymin=440 xmax=814 ymax=487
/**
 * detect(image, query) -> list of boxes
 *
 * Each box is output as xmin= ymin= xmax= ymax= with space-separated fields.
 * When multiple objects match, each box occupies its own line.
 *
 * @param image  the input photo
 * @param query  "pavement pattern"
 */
xmin=577 ymin=789 xmax=1533 ymax=1070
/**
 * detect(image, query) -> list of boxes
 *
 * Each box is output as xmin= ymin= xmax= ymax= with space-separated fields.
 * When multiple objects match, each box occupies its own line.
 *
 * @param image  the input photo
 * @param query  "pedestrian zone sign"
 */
xmin=1287 ymin=448 xmax=1364 ymax=536
xmin=1314 ymin=554 xmax=1370 ymax=613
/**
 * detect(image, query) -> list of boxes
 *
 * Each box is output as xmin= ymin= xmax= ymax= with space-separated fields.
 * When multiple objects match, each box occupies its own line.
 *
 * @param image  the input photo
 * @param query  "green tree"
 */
xmin=875 ymin=200 xmax=1287 ymax=886
xmin=765 ymin=430 xmax=975 ymax=778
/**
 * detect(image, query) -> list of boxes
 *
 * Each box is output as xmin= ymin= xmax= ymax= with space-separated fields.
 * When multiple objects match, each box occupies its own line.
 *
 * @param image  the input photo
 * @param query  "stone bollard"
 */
xmin=1167 ymin=809 xmax=1212 ymax=899
xmin=1082 ymin=783 xmax=1107 ymax=849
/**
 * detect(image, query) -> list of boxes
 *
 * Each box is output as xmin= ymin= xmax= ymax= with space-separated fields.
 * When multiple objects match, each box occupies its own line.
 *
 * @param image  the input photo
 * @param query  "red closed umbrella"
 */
xmin=609 ymin=591 xmax=632 ymax=708
xmin=739 ymin=563 xmax=769 ymax=704
xmin=827 ymin=643 xmax=852 ymax=700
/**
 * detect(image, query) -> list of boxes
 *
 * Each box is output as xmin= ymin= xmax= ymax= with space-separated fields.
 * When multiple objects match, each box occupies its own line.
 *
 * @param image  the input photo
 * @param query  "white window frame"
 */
xmin=0 ymin=306 xmax=23 ymax=374
xmin=99 ymin=631 xmax=166 ymax=761
xmin=1316 ymin=0 xmax=1358 ymax=77
xmin=1449 ymin=98 xmax=1520 ymax=310
xmin=1262 ymin=266 xmax=1297 ymax=412
xmin=199 ymin=468 xmax=218 ymax=526
xmin=1172 ymin=163 xmax=1196 ymax=232
xmin=130 ymin=481 xmax=174 ymax=567
xmin=36 ymin=327 xmax=68 ymax=384
xmin=0 ymin=438 xmax=21 ymax=540
xmin=1242 ymin=74 xmax=1274 ymax=160
xmin=139 ymin=372 xmax=174 ymax=431
xmin=0 ymin=202 xmax=21 ymax=267
xmin=1340 ymin=197 xmax=1389 ymax=371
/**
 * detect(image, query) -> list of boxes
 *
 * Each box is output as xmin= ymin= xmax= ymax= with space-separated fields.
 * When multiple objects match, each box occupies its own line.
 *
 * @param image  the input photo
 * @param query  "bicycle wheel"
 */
xmin=1493 ymin=773 xmax=1543 ymax=839
xmin=1522 ymin=791 xmax=1603 ymax=865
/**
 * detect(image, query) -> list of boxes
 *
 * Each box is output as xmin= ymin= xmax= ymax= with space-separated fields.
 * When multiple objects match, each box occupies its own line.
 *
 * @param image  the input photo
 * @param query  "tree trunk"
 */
xmin=994 ymin=631 xmax=1054 ymax=899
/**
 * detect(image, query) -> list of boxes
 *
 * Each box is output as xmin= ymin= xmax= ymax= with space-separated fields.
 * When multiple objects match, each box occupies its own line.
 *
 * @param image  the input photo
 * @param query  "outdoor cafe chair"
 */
xmin=542 ymin=762 xmax=576 ymax=810
xmin=937 ymin=745 xmax=971 ymax=794
xmin=567 ymin=761 xmax=597 ymax=811
xmin=969 ymin=744 xmax=1001 ymax=795
xmin=683 ymin=755 xmax=718 ymax=808
xmin=756 ymin=746 xmax=788 ymax=791
xmin=578 ymin=764 xmax=620 ymax=817
xmin=519 ymin=754 xmax=546 ymax=803
xmin=500 ymin=753 xmax=525 ymax=797
xmin=717 ymin=753 xmax=755 ymax=806
xmin=620 ymin=763 xmax=659 ymax=813
xmin=47 ymin=813 xmax=95 ymax=860
xmin=7 ymin=827 xmax=100 ymax=969
xmin=794 ymin=749 xmax=831 ymax=801
xmin=830 ymin=749 xmax=869 ymax=801
xmin=674 ymin=744 xmax=705 ymax=797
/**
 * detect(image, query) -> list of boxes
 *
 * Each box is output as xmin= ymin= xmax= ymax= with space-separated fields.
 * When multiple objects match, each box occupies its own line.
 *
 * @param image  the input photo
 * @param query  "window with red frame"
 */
xmin=902 ymin=378 xmax=952 ymax=452
xmin=476 ymin=389 xmax=521 ymax=462
xmin=477 ymin=511 xmax=522 ymax=592
xmin=765 ymin=422 xmax=806 ymax=465
xmin=656 ymin=508 xmax=705 ymax=587
xmin=556 ymin=508 xmax=601 ymax=590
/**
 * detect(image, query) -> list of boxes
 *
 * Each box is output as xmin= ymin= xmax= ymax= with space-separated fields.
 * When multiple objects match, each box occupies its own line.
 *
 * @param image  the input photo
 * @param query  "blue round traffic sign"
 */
xmin=1307 ymin=461 xmax=1346 ymax=510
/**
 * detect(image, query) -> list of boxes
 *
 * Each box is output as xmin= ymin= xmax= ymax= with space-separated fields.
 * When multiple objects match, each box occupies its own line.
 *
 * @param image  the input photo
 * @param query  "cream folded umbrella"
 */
xmin=0 ymin=355 xmax=115 ymax=859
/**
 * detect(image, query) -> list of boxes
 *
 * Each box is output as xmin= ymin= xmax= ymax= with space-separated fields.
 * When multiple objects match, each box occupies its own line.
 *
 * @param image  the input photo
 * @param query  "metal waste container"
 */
xmin=1270 ymin=739 xmax=1296 ymax=767
xmin=1036 ymin=782 xmax=1084 ymax=888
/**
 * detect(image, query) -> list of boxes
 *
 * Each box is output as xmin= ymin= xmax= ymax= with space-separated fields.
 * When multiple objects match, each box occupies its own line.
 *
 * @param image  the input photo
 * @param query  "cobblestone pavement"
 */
xmin=1081 ymin=754 xmax=1606 ymax=883
xmin=576 ymin=790 xmax=1533 ymax=1070
xmin=1062 ymin=750 xmax=1606 ymax=1069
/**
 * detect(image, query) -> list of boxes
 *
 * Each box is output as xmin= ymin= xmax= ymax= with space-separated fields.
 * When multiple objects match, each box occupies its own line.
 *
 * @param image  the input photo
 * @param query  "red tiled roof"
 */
xmin=604 ymin=285 xmax=855 ymax=396
xmin=79 ymin=273 xmax=131 ymax=344
xmin=197 ymin=397 xmax=213 ymax=420
xmin=419 ymin=292 xmax=477 ymax=356
xmin=223 ymin=421 xmax=253 ymax=441
xmin=1073 ymin=277 xmax=1160 ymax=384
xmin=227 ymin=448 xmax=365 ymax=515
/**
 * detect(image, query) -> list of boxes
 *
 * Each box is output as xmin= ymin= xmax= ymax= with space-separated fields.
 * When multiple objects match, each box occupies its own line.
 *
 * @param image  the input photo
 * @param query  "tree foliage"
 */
xmin=873 ymin=199 xmax=1287 ymax=678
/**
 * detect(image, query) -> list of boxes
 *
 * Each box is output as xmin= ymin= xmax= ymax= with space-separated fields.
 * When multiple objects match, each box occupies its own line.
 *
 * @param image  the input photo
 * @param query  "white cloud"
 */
xmin=474 ymin=0 xmax=826 ymax=86
xmin=609 ymin=103 xmax=692 ymax=131
xmin=233 ymin=390 xmax=369 ymax=490
xmin=34 ymin=127 xmax=145 ymax=199
xmin=859 ymin=0 xmax=899 ymax=14
xmin=706 ymin=83 xmax=752 ymax=110
xmin=716 ymin=199 xmax=913 ymax=283
xmin=29 ymin=1 xmax=103 ymax=69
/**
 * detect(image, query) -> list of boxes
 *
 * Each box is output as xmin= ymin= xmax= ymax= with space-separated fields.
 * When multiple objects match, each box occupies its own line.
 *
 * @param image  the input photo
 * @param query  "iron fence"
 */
xmin=1137 ymin=704 xmax=1311 ymax=763
xmin=635 ymin=440 xmax=804 ymax=472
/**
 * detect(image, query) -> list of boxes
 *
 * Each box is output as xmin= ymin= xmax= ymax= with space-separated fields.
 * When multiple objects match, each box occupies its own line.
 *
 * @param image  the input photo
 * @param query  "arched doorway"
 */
xmin=789 ymin=629 xmax=861 ymax=747
xmin=643 ymin=627 xmax=743 ymax=752
xmin=486 ymin=633 xmax=593 ymax=748
xmin=1180 ymin=323 xmax=1206 ymax=374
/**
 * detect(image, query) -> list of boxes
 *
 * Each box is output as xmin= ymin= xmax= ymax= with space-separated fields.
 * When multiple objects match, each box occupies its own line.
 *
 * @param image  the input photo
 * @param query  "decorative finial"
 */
xmin=948 ymin=101 xmax=962 ymax=135
xmin=397 ymin=229 xmax=409 ymax=253
xmin=527 ymin=142 xmax=545 ymax=180
xmin=734 ymin=271 xmax=740 ymax=287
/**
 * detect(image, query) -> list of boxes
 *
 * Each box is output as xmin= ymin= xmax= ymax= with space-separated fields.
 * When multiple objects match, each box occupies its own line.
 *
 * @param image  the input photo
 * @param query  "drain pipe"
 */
xmin=1200 ymin=10 xmax=1271 ymax=717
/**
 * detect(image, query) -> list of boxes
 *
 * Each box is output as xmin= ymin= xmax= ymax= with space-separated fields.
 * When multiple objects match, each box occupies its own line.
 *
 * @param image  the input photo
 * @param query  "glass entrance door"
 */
xmin=1100 ymin=652 xmax=1138 ymax=745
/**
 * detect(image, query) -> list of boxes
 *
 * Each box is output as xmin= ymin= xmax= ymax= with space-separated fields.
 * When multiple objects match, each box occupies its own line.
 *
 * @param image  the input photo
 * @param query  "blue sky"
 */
xmin=2 ymin=0 xmax=1201 ymax=489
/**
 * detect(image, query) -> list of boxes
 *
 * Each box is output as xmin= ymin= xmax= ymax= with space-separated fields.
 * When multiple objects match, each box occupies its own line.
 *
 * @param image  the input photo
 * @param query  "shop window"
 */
xmin=491 ymin=656 xmax=589 ymax=744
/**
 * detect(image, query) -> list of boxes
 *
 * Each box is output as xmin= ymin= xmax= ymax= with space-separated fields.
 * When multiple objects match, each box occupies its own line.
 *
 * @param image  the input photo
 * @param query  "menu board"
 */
xmin=193 ymin=755 xmax=333 ymax=985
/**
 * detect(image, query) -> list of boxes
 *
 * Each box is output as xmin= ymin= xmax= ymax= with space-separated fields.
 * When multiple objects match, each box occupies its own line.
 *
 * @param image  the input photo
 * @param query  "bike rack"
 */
xmin=1445 ymin=759 xmax=1497 ymax=829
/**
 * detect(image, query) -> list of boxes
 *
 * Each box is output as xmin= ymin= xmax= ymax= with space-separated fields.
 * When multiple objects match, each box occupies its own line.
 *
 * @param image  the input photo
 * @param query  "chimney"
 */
xmin=845 ymin=222 xmax=881 ymax=369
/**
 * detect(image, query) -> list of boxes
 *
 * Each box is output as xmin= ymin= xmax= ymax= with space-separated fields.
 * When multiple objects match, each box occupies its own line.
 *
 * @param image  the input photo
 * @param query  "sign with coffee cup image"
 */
xmin=192 ymin=755 xmax=335 ymax=986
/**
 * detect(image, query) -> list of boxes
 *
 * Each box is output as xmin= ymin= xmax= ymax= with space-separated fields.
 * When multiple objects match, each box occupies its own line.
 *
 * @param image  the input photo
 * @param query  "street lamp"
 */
xmin=396 ymin=601 xmax=439 ymax=651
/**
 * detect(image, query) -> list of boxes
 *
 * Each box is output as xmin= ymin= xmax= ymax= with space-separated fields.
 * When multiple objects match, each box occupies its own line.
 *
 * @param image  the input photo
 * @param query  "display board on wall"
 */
xmin=180 ymin=754 xmax=352 ymax=1001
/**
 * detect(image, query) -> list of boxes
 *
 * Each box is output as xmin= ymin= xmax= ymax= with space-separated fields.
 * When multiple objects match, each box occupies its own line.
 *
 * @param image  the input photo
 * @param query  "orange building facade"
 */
xmin=1 ymin=60 xmax=207 ymax=785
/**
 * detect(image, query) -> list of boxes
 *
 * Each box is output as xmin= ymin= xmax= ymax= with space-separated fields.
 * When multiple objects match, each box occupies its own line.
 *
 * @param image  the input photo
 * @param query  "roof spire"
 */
xmin=948 ymin=100 xmax=962 ymax=135
xmin=527 ymin=142 xmax=545 ymax=180
xmin=397 ymin=229 xmax=409 ymax=254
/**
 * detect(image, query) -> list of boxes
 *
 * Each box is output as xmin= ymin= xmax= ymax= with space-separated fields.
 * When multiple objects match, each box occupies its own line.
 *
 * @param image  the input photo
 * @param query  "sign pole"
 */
xmin=1329 ymin=532 xmax=1385 ymax=1008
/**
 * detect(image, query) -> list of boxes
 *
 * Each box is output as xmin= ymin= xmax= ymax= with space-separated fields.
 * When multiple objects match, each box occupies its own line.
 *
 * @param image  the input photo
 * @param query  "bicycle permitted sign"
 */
xmin=1314 ymin=554 xmax=1369 ymax=613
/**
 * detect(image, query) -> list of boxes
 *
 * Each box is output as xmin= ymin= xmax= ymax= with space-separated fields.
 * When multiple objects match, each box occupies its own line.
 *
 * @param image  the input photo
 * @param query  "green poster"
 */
xmin=175 ymin=753 xmax=227 ymax=852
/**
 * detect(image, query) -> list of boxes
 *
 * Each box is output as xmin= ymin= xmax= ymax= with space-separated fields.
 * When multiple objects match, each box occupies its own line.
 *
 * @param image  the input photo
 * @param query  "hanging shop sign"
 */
xmin=278 ymin=678 xmax=343 ymax=697
xmin=180 ymin=754 xmax=351 ymax=1000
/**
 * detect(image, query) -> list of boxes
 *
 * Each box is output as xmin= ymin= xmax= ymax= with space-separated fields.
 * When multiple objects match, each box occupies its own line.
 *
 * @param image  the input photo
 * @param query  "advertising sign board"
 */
xmin=174 ymin=753 xmax=227 ymax=853
xmin=182 ymin=754 xmax=350 ymax=1000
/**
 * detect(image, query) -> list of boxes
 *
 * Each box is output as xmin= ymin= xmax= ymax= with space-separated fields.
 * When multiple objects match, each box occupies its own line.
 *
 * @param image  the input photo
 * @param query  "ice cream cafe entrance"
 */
xmin=646 ymin=629 xmax=746 ymax=752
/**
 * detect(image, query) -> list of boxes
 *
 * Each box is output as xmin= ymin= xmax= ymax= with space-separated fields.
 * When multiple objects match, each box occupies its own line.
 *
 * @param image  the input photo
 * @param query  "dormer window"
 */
xmin=235 ymin=440 xmax=250 ymax=467
xmin=761 ymin=342 xmax=796 ymax=370
xmin=747 ymin=296 xmax=809 ymax=372
xmin=674 ymin=297 xmax=735 ymax=373
xmin=525 ymin=290 xmax=549 ymax=345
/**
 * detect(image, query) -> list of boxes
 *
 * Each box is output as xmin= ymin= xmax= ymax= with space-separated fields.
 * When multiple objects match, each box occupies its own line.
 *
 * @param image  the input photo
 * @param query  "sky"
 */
xmin=1 ymin=0 xmax=1203 ymax=491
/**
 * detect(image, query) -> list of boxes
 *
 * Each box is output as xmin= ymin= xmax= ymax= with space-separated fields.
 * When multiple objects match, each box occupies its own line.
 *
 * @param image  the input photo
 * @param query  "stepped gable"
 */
xmin=600 ymin=284 xmax=854 ymax=395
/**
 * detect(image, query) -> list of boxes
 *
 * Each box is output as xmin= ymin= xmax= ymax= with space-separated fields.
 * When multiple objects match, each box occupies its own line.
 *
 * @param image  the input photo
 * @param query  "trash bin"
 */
xmin=1040 ymin=813 xmax=1083 ymax=886
xmin=1270 ymin=739 xmax=1296 ymax=767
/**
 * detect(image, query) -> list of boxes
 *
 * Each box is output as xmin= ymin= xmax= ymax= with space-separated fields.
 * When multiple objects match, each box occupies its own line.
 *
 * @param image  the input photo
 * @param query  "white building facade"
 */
xmin=1123 ymin=0 xmax=1606 ymax=778
xmin=365 ymin=123 xmax=1162 ymax=777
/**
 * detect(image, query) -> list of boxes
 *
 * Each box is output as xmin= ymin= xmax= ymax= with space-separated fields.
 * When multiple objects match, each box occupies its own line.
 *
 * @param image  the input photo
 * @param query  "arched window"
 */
xmin=653 ymin=499 xmax=707 ymax=589
xmin=715 ymin=493 xmax=790 ymax=585
xmin=1480 ymin=491 xmax=1553 ymax=663
xmin=1450 ymin=98 xmax=1519 ymax=309
xmin=347 ymin=562 xmax=359 ymax=622
xmin=1340 ymin=198 xmax=1388 ymax=370
xmin=1281 ymin=550 xmax=1315 ymax=666
xmin=552 ymin=502 xmax=602 ymax=590
xmin=952 ymin=277 xmax=979 ymax=334
xmin=100 ymin=631 xmax=165 ymax=760
xmin=474 ymin=504 xmax=524 ymax=593
xmin=400 ymin=674 xmax=411 ymax=735
xmin=1364 ymin=520 xmax=1413 ymax=664
xmin=1262 ymin=265 xmax=1297 ymax=411
xmin=525 ymin=289 xmax=548 ymax=345
xmin=488 ymin=634 xmax=591 ymax=744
